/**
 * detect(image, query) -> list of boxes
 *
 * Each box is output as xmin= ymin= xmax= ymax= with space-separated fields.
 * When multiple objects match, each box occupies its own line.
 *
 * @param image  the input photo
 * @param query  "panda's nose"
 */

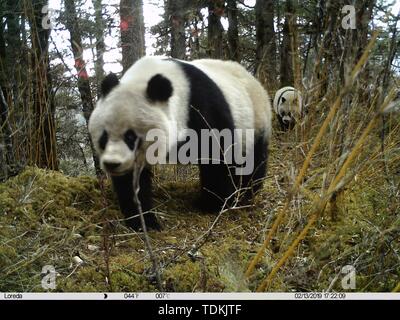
xmin=104 ymin=161 xmax=121 ymax=171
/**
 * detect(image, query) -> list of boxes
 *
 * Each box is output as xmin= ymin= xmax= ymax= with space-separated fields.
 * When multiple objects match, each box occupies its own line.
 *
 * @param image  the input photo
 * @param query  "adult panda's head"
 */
xmin=88 ymin=61 xmax=178 ymax=176
xmin=273 ymin=86 xmax=302 ymax=130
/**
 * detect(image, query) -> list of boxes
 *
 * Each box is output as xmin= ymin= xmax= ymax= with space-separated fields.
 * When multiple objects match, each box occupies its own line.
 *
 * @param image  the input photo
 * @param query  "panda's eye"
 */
xmin=124 ymin=129 xmax=138 ymax=150
xmin=99 ymin=130 xmax=108 ymax=150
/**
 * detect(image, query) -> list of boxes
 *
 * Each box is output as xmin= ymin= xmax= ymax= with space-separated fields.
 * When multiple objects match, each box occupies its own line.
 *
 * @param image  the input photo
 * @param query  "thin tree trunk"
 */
xmin=94 ymin=0 xmax=106 ymax=98
xmin=280 ymin=0 xmax=295 ymax=87
xmin=120 ymin=0 xmax=146 ymax=73
xmin=207 ymin=0 xmax=225 ymax=59
xmin=28 ymin=0 xmax=58 ymax=170
xmin=227 ymin=0 xmax=239 ymax=61
xmin=0 ymin=86 xmax=15 ymax=178
xmin=166 ymin=0 xmax=187 ymax=59
xmin=255 ymin=0 xmax=276 ymax=88
xmin=64 ymin=0 xmax=101 ymax=176
xmin=353 ymin=0 xmax=375 ymax=60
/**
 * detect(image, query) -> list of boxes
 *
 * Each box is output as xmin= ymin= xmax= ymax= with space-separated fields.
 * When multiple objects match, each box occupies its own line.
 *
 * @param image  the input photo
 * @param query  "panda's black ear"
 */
xmin=101 ymin=73 xmax=120 ymax=98
xmin=146 ymin=74 xmax=173 ymax=102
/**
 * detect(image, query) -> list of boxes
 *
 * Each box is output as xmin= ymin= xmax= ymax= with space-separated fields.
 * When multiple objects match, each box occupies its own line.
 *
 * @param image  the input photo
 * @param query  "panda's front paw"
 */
xmin=125 ymin=214 xmax=162 ymax=232
xmin=125 ymin=217 xmax=141 ymax=231
xmin=194 ymin=193 xmax=224 ymax=213
xmin=144 ymin=213 xmax=162 ymax=231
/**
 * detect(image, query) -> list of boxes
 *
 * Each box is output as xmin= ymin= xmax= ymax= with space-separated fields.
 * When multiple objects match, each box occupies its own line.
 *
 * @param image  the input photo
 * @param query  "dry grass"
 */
xmin=0 ymin=102 xmax=399 ymax=292
xmin=1 ymin=28 xmax=400 ymax=293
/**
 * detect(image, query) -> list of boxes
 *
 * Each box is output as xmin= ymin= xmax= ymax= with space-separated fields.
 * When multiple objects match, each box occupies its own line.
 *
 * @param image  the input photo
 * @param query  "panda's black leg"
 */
xmin=111 ymin=168 xmax=161 ymax=231
xmin=242 ymin=136 xmax=269 ymax=202
xmin=138 ymin=167 xmax=161 ymax=230
xmin=196 ymin=163 xmax=237 ymax=212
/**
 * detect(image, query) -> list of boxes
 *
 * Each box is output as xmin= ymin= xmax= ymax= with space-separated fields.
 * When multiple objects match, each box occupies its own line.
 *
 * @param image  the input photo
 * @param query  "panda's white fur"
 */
xmin=190 ymin=59 xmax=271 ymax=138
xmin=89 ymin=58 xmax=190 ymax=172
xmin=90 ymin=56 xmax=271 ymax=170
xmin=273 ymin=86 xmax=302 ymax=129
xmin=88 ymin=56 xmax=272 ymax=230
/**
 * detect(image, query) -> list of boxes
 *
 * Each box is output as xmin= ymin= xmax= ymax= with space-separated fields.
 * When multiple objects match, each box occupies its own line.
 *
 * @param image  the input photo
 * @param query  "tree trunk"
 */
xmin=4 ymin=0 xmax=22 ymax=108
xmin=255 ymin=0 xmax=276 ymax=88
xmin=64 ymin=0 xmax=101 ymax=175
xmin=94 ymin=0 xmax=106 ymax=98
xmin=353 ymin=0 xmax=375 ymax=60
xmin=0 ymin=86 xmax=15 ymax=179
xmin=227 ymin=0 xmax=239 ymax=61
xmin=28 ymin=0 xmax=58 ymax=170
xmin=280 ymin=0 xmax=295 ymax=87
xmin=120 ymin=0 xmax=146 ymax=73
xmin=207 ymin=0 xmax=225 ymax=59
xmin=166 ymin=0 xmax=187 ymax=59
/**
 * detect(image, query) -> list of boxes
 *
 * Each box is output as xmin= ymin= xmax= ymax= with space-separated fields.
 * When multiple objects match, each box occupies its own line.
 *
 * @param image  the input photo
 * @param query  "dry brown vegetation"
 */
xmin=0 ymin=0 xmax=399 ymax=293
xmin=1 ymin=77 xmax=399 ymax=291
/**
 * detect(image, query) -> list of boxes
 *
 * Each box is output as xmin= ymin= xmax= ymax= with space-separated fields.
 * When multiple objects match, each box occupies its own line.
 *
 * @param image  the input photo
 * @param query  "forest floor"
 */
xmin=1 ymin=129 xmax=399 ymax=292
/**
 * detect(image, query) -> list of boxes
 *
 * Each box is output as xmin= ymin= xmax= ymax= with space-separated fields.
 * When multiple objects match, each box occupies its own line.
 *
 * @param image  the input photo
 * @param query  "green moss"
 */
xmin=110 ymin=271 xmax=155 ymax=292
xmin=1 ymin=159 xmax=399 ymax=292
xmin=163 ymin=260 xmax=202 ymax=291
xmin=58 ymin=267 xmax=108 ymax=292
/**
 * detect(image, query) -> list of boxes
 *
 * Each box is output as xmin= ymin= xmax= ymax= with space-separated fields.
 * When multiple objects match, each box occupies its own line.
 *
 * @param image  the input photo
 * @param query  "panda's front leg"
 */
xmin=111 ymin=168 xmax=161 ymax=231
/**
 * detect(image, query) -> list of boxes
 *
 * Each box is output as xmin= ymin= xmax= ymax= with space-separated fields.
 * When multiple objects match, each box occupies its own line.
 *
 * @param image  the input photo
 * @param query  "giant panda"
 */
xmin=88 ymin=56 xmax=272 ymax=231
xmin=273 ymin=86 xmax=302 ymax=131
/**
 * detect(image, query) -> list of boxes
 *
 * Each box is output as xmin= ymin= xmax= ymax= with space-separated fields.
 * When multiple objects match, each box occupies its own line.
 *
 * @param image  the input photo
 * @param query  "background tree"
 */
xmin=93 ymin=0 xmax=106 ymax=97
xmin=227 ymin=0 xmax=240 ymax=61
xmin=280 ymin=0 xmax=295 ymax=87
xmin=64 ymin=0 xmax=100 ymax=175
xmin=0 ymin=86 xmax=15 ymax=178
xmin=207 ymin=0 xmax=225 ymax=59
xmin=28 ymin=0 xmax=58 ymax=170
xmin=120 ymin=0 xmax=146 ymax=73
xmin=166 ymin=0 xmax=187 ymax=59
xmin=255 ymin=0 xmax=277 ymax=89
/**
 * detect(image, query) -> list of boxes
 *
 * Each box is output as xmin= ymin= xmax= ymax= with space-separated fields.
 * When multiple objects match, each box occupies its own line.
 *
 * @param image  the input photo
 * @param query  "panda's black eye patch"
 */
xmin=124 ymin=129 xmax=138 ymax=150
xmin=99 ymin=130 xmax=108 ymax=150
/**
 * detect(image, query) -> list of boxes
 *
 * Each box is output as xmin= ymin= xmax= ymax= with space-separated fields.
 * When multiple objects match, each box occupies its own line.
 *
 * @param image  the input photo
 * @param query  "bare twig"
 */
xmin=132 ymin=160 xmax=163 ymax=291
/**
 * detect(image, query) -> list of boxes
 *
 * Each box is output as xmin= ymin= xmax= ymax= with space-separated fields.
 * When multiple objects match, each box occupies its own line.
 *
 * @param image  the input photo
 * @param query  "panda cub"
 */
xmin=273 ymin=86 xmax=302 ymax=130
xmin=89 ymin=56 xmax=272 ymax=231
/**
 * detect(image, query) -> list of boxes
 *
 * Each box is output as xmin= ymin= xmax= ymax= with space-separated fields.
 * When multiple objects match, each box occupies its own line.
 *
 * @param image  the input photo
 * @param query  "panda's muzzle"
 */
xmin=103 ymin=161 xmax=131 ymax=176
xmin=104 ymin=161 xmax=122 ymax=172
xmin=282 ymin=115 xmax=293 ymax=123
